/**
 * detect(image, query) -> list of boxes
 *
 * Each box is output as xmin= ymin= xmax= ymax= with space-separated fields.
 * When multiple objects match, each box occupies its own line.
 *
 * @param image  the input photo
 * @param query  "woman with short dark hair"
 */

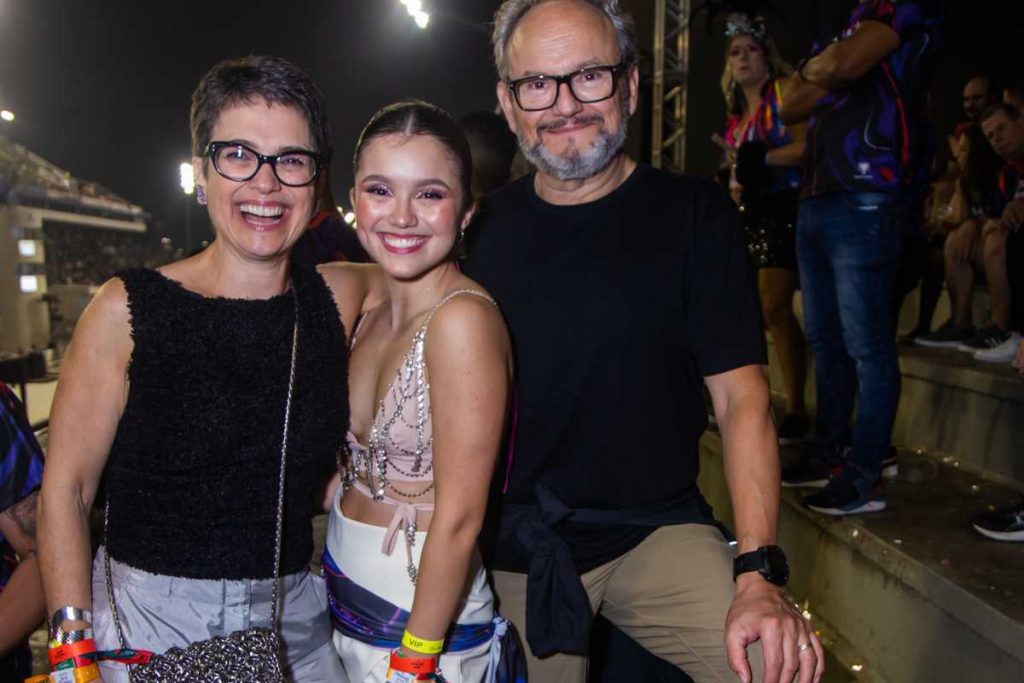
xmin=37 ymin=55 xmax=381 ymax=682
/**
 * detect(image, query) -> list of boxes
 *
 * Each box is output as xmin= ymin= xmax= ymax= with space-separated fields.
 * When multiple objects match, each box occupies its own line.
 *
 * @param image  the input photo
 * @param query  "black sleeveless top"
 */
xmin=104 ymin=265 xmax=348 ymax=579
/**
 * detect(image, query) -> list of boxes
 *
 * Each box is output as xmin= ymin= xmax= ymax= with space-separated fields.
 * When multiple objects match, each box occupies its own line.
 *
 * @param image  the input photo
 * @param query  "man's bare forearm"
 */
xmin=715 ymin=371 xmax=780 ymax=554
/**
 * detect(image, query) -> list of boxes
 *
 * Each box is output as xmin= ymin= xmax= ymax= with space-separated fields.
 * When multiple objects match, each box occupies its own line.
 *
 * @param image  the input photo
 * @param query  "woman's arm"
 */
xmin=38 ymin=279 xmax=132 ymax=635
xmin=317 ymin=263 xmax=386 ymax=340
xmin=0 ymin=492 xmax=44 ymax=656
xmin=766 ymin=121 xmax=806 ymax=168
xmin=402 ymin=296 xmax=511 ymax=655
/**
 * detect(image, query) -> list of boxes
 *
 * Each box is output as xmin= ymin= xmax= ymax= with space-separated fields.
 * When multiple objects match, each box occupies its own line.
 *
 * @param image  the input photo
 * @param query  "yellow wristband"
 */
xmin=401 ymin=629 xmax=444 ymax=655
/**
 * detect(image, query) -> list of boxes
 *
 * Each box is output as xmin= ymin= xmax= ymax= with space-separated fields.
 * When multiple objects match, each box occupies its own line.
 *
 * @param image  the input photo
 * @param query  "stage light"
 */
xmin=17 ymin=240 xmax=37 ymax=257
xmin=179 ymin=162 xmax=195 ymax=195
xmin=398 ymin=0 xmax=429 ymax=29
xmin=19 ymin=275 xmax=39 ymax=293
xmin=1 ymin=110 xmax=14 ymax=122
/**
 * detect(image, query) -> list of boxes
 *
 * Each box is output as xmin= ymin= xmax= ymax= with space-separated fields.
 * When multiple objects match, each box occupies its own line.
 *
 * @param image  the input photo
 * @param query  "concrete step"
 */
xmin=764 ymin=339 xmax=1024 ymax=490
xmin=699 ymin=433 xmax=1024 ymax=683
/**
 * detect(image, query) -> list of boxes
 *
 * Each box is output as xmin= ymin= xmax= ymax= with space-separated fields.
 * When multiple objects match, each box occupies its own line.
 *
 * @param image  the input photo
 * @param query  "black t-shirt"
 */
xmin=464 ymin=163 xmax=766 ymax=571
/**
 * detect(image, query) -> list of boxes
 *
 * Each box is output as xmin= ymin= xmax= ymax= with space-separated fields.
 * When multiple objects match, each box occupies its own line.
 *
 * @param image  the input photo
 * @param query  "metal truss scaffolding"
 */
xmin=651 ymin=0 xmax=691 ymax=172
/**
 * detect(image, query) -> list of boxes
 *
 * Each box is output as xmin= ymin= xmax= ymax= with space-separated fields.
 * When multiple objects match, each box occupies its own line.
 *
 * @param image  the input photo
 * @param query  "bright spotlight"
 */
xmin=414 ymin=11 xmax=430 ymax=28
xmin=179 ymin=162 xmax=195 ymax=195
xmin=1 ymin=110 xmax=14 ymax=122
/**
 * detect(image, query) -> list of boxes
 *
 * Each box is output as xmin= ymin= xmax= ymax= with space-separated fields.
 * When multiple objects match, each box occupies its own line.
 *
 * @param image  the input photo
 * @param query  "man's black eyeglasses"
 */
xmin=506 ymin=62 xmax=627 ymax=112
xmin=206 ymin=141 xmax=320 ymax=187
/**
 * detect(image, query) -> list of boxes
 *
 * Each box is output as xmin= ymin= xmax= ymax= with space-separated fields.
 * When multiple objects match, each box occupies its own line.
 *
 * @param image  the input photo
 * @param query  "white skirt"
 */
xmin=326 ymin=489 xmax=495 ymax=683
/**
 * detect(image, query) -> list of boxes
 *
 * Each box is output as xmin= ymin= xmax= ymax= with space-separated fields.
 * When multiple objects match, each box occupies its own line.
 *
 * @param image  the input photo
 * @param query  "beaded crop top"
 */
xmin=342 ymin=289 xmax=497 ymax=583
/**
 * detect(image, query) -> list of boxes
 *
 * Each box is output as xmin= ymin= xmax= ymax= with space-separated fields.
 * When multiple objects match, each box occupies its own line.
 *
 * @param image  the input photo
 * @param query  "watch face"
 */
xmin=764 ymin=546 xmax=790 ymax=585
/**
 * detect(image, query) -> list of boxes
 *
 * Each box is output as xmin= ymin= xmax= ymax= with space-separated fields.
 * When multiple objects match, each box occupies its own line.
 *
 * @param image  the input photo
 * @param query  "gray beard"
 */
xmin=518 ymin=114 xmax=628 ymax=181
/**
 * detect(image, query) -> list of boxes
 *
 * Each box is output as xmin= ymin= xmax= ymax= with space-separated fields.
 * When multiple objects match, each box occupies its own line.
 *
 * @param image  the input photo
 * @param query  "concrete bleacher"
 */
xmin=698 ymin=293 xmax=1024 ymax=681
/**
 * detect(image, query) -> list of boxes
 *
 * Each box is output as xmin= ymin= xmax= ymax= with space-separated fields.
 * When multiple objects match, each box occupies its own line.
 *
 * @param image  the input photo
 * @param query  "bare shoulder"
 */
xmin=83 ymin=276 xmax=131 ymax=331
xmin=425 ymin=287 xmax=510 ymax=356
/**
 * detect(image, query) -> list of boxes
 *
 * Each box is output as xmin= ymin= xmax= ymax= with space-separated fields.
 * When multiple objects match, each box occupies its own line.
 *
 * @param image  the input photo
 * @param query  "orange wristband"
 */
xmin=48 ymin=639 xmax=97 ymax=668
xmin=388 ymin=649 xmax=437 ymax=675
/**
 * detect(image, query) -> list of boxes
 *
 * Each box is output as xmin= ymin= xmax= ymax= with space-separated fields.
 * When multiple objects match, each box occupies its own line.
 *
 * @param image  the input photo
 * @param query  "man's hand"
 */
xmin=725 ymin=576 xmax=824 ymax=683
xmin=947 ymin=220 xmax=980 ymax=264
xmin=1001 ymin=198 xmax=1024 ymax=232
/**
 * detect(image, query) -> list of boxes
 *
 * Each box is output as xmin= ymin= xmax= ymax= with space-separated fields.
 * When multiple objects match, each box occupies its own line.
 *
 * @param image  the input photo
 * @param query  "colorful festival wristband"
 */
xmin=401 ymin=629 xmax=444 ymax=655
xmin=48 ymin=639 xmax=97 ymax=669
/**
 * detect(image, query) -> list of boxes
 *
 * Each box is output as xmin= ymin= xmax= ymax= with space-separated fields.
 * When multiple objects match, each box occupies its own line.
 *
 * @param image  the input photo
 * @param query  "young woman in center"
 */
xmin=322 ymin=100 xmax=522 ymax=682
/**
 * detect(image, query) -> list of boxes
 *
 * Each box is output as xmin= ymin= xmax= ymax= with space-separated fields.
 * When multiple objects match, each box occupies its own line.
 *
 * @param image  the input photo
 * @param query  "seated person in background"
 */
xmin=917 ymin=103 xmax=1024 ymax=359
xmin=912 ymin=125 xmax=1003 ymax=341
xmin=0 ymin=382 xmax=46 ymax=681
xmin=1004 ymin=78 xmax=1024 ymax=112
xmin=954 ymin=75 xmax=996 ymax=139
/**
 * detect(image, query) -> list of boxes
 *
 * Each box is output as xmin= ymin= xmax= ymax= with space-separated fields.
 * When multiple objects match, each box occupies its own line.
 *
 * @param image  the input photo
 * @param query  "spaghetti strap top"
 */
xmin=342 ymin=289 xmax=498 ymax=577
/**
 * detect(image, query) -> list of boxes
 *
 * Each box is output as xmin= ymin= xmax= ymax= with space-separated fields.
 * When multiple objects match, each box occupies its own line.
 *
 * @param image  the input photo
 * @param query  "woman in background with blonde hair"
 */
xmin=717 ymin=13 xmax=810 ymax=447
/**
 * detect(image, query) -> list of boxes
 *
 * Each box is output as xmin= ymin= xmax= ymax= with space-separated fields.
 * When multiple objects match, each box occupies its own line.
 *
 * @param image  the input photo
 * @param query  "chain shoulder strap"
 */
xmin=104 ymin=288 xmax=299 ymax=648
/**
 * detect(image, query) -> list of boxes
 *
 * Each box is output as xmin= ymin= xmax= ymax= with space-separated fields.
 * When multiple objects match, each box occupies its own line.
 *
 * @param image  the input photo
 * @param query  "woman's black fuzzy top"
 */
xmin=104 ymin=265 xmax=348 ymax=579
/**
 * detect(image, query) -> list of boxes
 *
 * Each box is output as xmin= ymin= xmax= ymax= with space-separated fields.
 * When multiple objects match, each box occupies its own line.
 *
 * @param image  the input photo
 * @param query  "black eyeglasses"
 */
xmin=506 ymin=62 xmax=627 ymax=111
xmin=206 ymin=141 xmax=320 ymax=187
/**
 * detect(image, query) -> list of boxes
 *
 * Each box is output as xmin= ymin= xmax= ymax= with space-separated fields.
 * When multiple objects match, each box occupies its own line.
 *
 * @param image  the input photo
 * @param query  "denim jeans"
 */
xmin=797 ymin=192 xmax=911 ymax=480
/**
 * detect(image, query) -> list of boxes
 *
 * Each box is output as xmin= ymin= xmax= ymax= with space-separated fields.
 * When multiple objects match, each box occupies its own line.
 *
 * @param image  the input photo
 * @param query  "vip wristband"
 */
xmin=401 ymin=629 xmax=445 ymax=655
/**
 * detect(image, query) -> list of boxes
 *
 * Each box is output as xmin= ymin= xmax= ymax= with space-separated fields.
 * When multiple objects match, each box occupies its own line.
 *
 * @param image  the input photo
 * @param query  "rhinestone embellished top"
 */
xmin=341 ymin=289 xmax=497 ymax=583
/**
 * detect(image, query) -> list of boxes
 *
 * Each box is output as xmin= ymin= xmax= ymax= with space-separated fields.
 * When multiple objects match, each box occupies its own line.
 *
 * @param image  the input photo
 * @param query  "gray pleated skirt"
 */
xmin=91 ymin=546 xmax=347 ymax=682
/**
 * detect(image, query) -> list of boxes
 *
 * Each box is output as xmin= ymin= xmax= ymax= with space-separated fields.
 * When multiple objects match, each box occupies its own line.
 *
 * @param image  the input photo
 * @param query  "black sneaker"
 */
xmin=972 ymin=501 xmax=1024 ymax=542
xmin=781 ymin=443 xmax=847 ymax=488
xmin=915 ymin=320 xmax=974 ymax=348
xmin=803 ymin=466 xmax=886 ymax=515
xmin=957 ymin=322 xmax=1012 ymax=353
xmin=777 ymin=414 xmax=811 ymax=446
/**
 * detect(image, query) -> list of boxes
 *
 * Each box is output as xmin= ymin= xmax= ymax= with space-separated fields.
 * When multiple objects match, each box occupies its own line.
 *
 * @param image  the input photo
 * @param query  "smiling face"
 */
xmin=193 ymin=98 xmax=317 ymax=263
xmin=496 ymin=0 xmax=638 ymax=182
xmin=352 ymin=133 xmax=472 ymax=281
xmin=727 ymin=35 xmax=769 ymax=89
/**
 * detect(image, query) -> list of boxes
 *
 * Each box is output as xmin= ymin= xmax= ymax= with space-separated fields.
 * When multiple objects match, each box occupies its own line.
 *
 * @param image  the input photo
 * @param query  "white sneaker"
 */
xmin=973 ymin=332 xmax=1022 ymax=363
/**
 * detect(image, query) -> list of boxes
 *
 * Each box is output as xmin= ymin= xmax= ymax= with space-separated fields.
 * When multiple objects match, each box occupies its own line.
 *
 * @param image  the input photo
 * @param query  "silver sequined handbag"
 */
xmin=102 ymin=298 xmax=299 ymax=683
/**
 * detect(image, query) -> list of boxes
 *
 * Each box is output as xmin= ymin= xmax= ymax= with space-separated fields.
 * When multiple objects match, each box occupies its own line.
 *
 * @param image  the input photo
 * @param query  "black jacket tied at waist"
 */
xmin=497 ymin=484 xmax=727 ymax=658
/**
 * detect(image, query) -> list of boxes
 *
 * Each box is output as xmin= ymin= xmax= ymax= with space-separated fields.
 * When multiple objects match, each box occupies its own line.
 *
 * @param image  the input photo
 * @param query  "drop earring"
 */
xmin=196 ymin=186 xmax=207 ymax=206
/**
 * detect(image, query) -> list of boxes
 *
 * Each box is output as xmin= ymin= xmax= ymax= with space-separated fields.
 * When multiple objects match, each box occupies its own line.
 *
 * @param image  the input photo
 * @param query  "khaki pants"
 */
xmin=492 ymin=523 xmax=764 ymax=683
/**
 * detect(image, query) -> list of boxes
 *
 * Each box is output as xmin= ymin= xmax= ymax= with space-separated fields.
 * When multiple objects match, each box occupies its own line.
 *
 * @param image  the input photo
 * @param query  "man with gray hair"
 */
xmin=464 ymin=2 xmax=822 ymax=682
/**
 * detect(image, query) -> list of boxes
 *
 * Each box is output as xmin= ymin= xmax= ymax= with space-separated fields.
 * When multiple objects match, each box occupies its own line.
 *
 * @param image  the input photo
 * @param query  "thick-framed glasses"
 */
xmin=507 ymin=62 xmax=627 ymax=112
xmin=206 ymin=141 xmax=320 ymax=187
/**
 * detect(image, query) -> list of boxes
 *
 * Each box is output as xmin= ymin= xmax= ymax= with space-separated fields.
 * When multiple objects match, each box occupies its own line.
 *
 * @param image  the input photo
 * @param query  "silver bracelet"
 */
xmin=49 ymin=605 xmax=93 ymax=639
xmin=52 ymin=626 xmax=94 ymax=645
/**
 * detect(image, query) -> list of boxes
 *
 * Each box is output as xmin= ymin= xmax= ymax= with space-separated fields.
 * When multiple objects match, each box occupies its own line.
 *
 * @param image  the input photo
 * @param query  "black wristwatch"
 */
xmin=733 ymin=545 xmax=789 ymax=586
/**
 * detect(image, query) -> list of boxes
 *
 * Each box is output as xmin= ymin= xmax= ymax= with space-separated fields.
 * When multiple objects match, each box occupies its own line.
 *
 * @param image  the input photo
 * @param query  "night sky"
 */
xmin=2 ymin=0 xmax=1022 ymax=247
xmin=0 ymin=0 xmax=499 ymax=245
